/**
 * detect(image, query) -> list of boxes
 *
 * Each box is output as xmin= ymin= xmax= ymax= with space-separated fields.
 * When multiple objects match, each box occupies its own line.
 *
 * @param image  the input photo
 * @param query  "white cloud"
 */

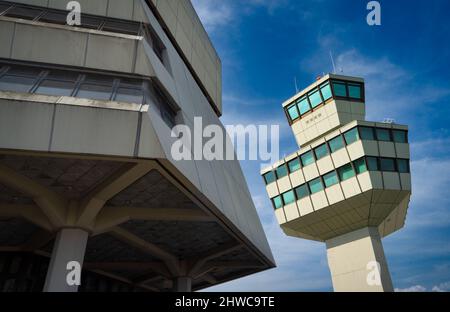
xmin=432 ymin=281 xmax=450 ymax=292
xmin=191 ymin=0 xmax=234 ymax=32
xmin=396 ymin=282 xmax=450 ymax=292
xmin=395 ymin=285 xmax=427 ymax=292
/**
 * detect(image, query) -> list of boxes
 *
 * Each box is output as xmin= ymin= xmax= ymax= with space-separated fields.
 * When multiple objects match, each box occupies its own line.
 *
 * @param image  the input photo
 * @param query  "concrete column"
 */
xmin=43 ymin=228 xmax=89 ymax=292
xmin=325 ymin=227 xmax=393 ymax=292
xmin=173 ymin=277 xmax=192 ymax=292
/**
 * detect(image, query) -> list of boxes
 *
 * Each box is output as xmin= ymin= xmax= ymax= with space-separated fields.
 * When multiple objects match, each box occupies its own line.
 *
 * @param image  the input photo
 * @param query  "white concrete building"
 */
xmin=0 ymin=0 xmax=274 ymax=292
xmin=262 ymin=74 xmax=411 ymax=292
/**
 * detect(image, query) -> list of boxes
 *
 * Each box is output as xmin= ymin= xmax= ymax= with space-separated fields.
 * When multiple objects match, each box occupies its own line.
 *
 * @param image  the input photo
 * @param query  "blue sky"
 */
xmin=192 ymin=0 xmax=450 ymax=292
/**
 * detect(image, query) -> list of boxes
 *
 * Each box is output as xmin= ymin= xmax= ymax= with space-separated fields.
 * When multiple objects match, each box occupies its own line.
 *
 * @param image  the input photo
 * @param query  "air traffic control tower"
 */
xmin=261 ymin=74 xmax=411 ymax=292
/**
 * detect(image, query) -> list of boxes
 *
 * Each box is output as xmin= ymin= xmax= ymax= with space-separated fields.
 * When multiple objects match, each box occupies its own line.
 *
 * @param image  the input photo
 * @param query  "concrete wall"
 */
xmin=8 ymin=0 xmax=222 ymax=115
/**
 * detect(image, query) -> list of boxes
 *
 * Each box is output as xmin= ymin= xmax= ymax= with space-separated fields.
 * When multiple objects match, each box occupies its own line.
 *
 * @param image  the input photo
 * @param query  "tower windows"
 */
xmin=308 ymin=177 xmax=324 ymax=194
xmin=328 ymin=135 xmax=345 ymax=153
xmin=276 ymin=164 xmax=288 ymax=179
xmin=308 ymin=89 xmax=322 ymax=108
xmin=288 ymin=158 xmax=301 ymax=173
xmin=375 ymin=128 xmax=391 ymax=141
xmin=343 ymin=127 xmax=359 ymax=145
xmin=332 ymin=81 xmax=347 ymax=97
xmin=0 ymin=60 xmax=178 ymax=128
xmin=314 ymin=143 xmax=329 ymax=160
xmin=300 ymin=151 xmax=315 ymax=167
xmin=284 ymin=78 xmax=365 ymax=124
xmin=320 ymin=82 xmax=332 ymax=101
xmin=323 ymin=171 xmax=339 ymax=188
xmin=337 ymin=164 xmax=356 ymax=181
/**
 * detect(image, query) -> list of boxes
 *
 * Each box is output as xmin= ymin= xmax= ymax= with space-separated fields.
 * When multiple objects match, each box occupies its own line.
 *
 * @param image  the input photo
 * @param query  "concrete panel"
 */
xmin=107 ymin=0 xmax=134 ymax=20
xmin=12 ymin=24 xmax=87 ymax=67
xmin=361 ymin=140 xmax=379 ymax=156
xmin=12 ymin=0 xmax=48 ymax=6
xmin=341 ymin=177 xmax=362 ymax=199
xmin=284 ymin=202 xmax=300 ymax=222
xmin=400 ymin=173 xmax=411 ymax=191
xmin=48 ymin=0 xmax=108 ymax=16
xmin=326 ymin=184 xmax=345 ymax=205
xmin=51 ymin=105 xmax=138 ymax=157
xmin=275 ymin=208 xmax=287 ymax=224
xmin=0 ymin=20 xmax=14 ymax=58
xmin=332 ymin=148 xmax=351 ymax=168
xmin=134 ymin=43 xmax=156 ymax=77
xmin=357 ymin=171 xmax=373 ymax=192
xmin=369 ymin=172 xmax=384 ymax=189
xmin=298 ymin=197 xmax=314 ymax=216
xmin=395 ymin=143 xmax=410 ymax=159
xmin=382 ymin=172 xmax=401 ymax=190
xmin=137 ymin=113 xmax=165 ymax=159
xmin=347 ymin=141 xmax=365 ymax=161
xmin=311 ymin=191 xmax=328 ymax=211
xmin=85 ymin=34 xmax=136 ymax=73
xmin=277 ymin=176 xmax=291 ymax=194
xmin=317 ymin=156 xmax=334 ymax=175
xmin=0 ymin=99 xmax=53 ymax=152
xmin=378 ymin=142 xmax=396 ymax=158
xmin=303 ymin=163 xmax=320 ymax=181
xmin=290 ymin=170 xmax=305 ymax=188
xmin=266 ymin=183 xmax=279 ymax=199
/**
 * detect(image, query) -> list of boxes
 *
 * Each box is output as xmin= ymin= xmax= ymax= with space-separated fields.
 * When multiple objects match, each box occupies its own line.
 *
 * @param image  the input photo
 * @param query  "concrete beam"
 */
xmin=0 ymin=203 xmax=54 ymax=231
xmin=0 ymin=164 xmax=66 ymax=227
xmin=94 ymin=206 xmax=213 ymax=233
xmin=192 ymin=261 xmax=264 ymax=280
xmin=202 ymin=274 xmax=217 ymax=285
xmin=188 ymin=241 xmax=242 ymax=277
xmin=76 ymin=162 xmax=157 ymax=227
xmin=110 ymin=227 xmax=180 ymax=276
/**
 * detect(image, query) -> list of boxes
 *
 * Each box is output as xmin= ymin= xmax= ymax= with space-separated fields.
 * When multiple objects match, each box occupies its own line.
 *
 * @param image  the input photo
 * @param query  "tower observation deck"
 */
xmin=261 ymin=74 xmax=411 ymax=292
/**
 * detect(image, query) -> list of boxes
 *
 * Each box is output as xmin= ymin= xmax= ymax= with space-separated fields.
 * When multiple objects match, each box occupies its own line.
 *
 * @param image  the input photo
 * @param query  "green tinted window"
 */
xmin=287 ymin=104 xmax=299 ymax=121
xmin=367 ymin=157 xmax=379 ymax=171
xmin=348 ymin=83 xmax=362 ymax=99
xmin=308 ymin=178 xmax=324 ymax=194
xmin=320 ymin=83 xmax=332 ymax=100
xmin=397 ymin=159 xmax=409 ymax=173
xmin=288 ymin=158 xmax=301 ymax=173
xmin=392 ymin=130 xmax=407 ymax=143
xmin=328 ymin=135 xmax=345 ymax=153
xmin=297 ymin=97 xmax=310 ymax=115
xmin=380 ymin=158 xmax=396 ymax=172
xmin=295 ymin=184 xmax=310 ymax=199
xmin=354 ymin=158 xmax=367 ymax=174
xmin=338 ymin=164 xmax=355 ymax=181
xmin=273 ymin=196 xmax=283 ymax=209
xmin=323 ymin=171 xmax=339 ymax=188
xmin=359 ymin=127 xmax=375 ymax=140
xmin=344 ymin=128 xmax=359 ymax=145
xmin=376 ymin=128 xmax=391 ymax=141
xmin=263 ymin=171 xmax=276 ymax=184
xmin=282 ymin=190 xmax=296 ymax=205
xmin=332 ymin=82 xmax=347 ymax=97
xmin=314 ymin=144 xmax=329 ymax=160
xmin=301 ymin=151 xmax=315 ymax=166
xmin=276 ymin=164 xmax=288 ymax=179
xmin=308 ymin=89 xmax=322 ymax=108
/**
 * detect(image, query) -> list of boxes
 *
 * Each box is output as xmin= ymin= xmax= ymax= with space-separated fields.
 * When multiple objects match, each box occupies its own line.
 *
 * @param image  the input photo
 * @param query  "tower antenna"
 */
xmin=330 ymin=51 xmax=337 ymax=74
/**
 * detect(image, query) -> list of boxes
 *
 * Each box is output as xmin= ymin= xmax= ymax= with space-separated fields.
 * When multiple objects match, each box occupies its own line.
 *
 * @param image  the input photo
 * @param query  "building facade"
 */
xmin=0 ymin=0 xmax=274 ymax=292
xmin=262 ymin=74 xmax=411 ymax=292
